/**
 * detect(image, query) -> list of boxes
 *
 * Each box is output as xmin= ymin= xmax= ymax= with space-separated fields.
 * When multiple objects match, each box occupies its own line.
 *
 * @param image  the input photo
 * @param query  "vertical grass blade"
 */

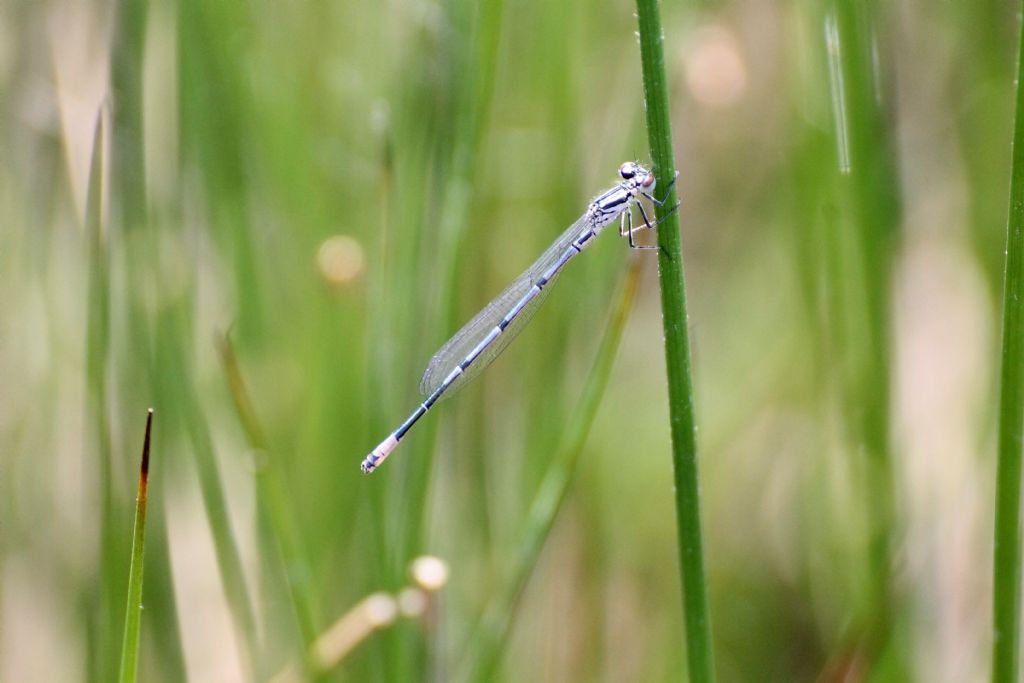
xmin=106 ymin=4 xmax=151 ymax=677
xmin=457 ymin=259 xmax=643 ymax=682
xmin=180 ymin=387 xmax=260 ymax=676
xmin=216 ymin=333 xmax=318 ymax=649
xmin=83 ymin=109 xmax=116 ymax=683
xmin=118 ymin=409 xmax=154 ymax=683
xmin=395 ymin=0 xmax=506 ymax=568
xmin=827 ymin=0 xmax=903 ymax=671
xmin=633 ymin=2 xmax=715 ymax=680
xmin=991 ymin=5 xmax=1024 ymax=680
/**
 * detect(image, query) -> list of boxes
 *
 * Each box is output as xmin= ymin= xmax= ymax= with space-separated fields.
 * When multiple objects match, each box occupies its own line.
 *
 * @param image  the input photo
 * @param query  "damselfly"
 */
xmin=361 ymin=161 xmax=678 ymax=473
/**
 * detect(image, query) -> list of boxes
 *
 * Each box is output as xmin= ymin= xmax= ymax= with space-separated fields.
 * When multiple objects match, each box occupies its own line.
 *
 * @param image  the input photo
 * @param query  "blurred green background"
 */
xmin=1 ymin=0 xmax=1017 ymax=680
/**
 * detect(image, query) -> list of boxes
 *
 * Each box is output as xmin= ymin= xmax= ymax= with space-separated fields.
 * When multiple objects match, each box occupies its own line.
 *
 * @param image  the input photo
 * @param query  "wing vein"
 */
xmin=418 ymin=214 xmax=590 ymax=398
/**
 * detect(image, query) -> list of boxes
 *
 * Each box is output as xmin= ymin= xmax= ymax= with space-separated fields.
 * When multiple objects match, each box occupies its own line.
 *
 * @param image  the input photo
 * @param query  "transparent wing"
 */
xmin=419 ymin=214 xmax=590 ymax=398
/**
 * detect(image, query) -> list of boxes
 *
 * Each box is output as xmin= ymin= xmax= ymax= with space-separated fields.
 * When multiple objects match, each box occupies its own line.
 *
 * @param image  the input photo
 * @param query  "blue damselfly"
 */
xmin=362 ymin=162 xmax=677 ymax=473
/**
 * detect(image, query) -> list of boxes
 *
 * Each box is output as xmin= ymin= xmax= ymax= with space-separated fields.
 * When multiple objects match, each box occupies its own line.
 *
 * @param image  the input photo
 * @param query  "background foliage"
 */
xmin=0 ymin=0 xmax=1019 ymax=680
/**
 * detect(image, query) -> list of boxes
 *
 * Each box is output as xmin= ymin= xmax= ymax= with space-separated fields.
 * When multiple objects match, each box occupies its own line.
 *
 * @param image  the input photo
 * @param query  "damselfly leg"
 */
xmin=621 ymin=171 xmax=681 ymax=249
xmin=643 ymin=170 xmax=679 ymax=206
xmin=621 ymin=209 xmax=658 ymax=250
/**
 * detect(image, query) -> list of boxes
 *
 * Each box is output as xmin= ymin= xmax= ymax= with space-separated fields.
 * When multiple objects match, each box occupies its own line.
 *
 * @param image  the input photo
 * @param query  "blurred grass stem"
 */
xmin=634 ymin=1 xmax=716 ymax=680
xmin=827 ymin=0 xmax=903 ymax=670
xmin=458 ymin=258 xmax=643 ymax=682
xmin=216 ymin=333 xmax=319 ymax=649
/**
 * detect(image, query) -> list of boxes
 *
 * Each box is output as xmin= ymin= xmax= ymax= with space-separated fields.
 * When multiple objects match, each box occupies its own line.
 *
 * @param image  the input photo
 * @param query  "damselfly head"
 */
xmin=618 ymin=162 xmax=655 ymax=190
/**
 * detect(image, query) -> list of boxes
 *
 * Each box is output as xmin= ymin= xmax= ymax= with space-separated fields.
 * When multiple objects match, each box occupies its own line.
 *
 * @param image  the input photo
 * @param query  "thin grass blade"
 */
xmin=457 ymin=258 xmax=643 ymax=682
xmin=634 ymin=1 xmax=716 ymax=680
xmin=827 ymin=0 xmax=904 ymax=672
xmin=118 ymin=409 xmax=154 ymax=683
xmin=991 ymin=5 xmax=1024 ymax=680
xmin=216 ymin=333 xmax=319 ymax=649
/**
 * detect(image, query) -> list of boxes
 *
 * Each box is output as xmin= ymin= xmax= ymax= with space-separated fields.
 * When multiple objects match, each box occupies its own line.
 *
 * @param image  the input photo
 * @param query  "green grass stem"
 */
xmin=634 ymin=1 xmax=716 ymax=680
xmin=216 ymin=334 xmax=319 ymax=650
xmin=827 ymin=0 xmax=903 ymax=670
xmin=105 ymin=0 xmax=149 ymax=676
xmin=118 ymin=410 xmax=154 ymax=683
xmin=457 ymin=258 xmax=643 ymax=682
xmin=991 ymin=6 xmax=1024 ymax=680
xmin=179 ymin=384 xmax=260 ymax=677
xmin=83 ymin=111 xmax=117 ymax=683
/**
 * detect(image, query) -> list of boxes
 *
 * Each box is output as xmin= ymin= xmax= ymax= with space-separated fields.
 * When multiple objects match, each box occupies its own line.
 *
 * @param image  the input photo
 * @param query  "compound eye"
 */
xmin=619 ymin=163 xmax=635 ymax=180
xmin=642 ymin=174 xmax=655 ymax=188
